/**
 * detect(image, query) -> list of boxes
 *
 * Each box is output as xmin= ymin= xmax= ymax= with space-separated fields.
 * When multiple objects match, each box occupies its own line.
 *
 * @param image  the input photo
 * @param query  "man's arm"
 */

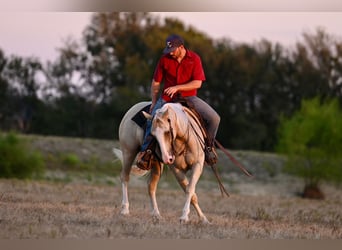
xmin=164 ymin=80 xmax=202 ymax=99
xmin=150 ymin=80 xmax=161 ymax=112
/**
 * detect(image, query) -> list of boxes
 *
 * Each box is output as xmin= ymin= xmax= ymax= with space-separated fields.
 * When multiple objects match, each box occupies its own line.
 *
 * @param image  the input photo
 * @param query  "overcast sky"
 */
xmin=1 ymin=12 xmax=342 ymax=62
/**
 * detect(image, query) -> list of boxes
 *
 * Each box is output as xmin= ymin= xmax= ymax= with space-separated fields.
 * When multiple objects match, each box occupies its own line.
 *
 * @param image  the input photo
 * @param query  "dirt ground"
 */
xmin=0 ymin=176 xmax=341 ymax=239
xmin=1 ymin=134 xmax=341 ymax=239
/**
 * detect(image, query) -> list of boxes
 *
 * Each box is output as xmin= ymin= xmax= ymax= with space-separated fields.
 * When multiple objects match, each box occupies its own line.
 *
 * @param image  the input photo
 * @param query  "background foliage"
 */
xmin=276 ymin=97 xmax=342 ymax=187
xmin=0 ymin=12 xmax=341 ymax=152
xmin=0 ymin=132 xmax=44 ymax=179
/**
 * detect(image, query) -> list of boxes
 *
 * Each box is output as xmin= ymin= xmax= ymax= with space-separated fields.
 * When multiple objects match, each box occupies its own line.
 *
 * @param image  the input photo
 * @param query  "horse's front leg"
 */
xmin=170 ymin=165 xmax=208 ymax=224
xmin=148 ymin=159 xmax=163 ymax=219
xmin=181 ymin=164 xmax=208 ymax=224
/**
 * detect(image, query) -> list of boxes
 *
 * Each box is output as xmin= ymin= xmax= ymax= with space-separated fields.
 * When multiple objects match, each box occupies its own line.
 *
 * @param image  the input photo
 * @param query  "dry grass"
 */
xmin=0 ymin=177 xmax=341 ymax=239
xmin=1 ymin=134 xmax=341 ymax=239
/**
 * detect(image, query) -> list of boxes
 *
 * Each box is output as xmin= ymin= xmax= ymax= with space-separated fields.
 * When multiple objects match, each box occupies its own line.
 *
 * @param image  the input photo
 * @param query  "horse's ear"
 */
xmin=142 ymin=111 xmax=152 ymax=120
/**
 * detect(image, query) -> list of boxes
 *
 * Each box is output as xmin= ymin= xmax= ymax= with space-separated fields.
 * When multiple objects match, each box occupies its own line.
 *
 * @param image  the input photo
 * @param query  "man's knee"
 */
xmin=209 ymin=112 xmax=220 ymax=126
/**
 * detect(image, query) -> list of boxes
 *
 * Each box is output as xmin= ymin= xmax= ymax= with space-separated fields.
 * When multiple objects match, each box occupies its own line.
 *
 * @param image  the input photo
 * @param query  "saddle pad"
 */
xmin=131 ymin=104 xmax=151 ymax=129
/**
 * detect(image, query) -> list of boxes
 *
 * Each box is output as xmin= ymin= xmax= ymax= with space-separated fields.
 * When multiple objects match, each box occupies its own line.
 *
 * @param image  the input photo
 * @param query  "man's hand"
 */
xmin=164 ymin=80 xmax=202 ymax=99
xmin=164 ymin=85 xmax=179 ymax=98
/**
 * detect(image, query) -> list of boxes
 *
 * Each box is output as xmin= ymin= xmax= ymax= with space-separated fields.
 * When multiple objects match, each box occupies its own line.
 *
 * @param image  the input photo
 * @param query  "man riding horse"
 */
xmin=136 ymin=34 xmax=221 ymax=169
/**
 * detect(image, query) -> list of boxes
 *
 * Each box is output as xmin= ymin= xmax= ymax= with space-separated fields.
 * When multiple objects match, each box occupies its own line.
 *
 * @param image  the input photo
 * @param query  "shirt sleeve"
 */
xmin=192 ymin=53 xmax=206 ymax=81
xmin=153 ymin=58 xmax=164 ymax=82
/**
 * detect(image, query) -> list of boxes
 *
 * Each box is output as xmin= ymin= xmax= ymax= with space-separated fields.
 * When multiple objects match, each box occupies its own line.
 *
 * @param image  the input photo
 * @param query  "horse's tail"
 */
xmin=112 ymin=148 xmax=149 ymax=177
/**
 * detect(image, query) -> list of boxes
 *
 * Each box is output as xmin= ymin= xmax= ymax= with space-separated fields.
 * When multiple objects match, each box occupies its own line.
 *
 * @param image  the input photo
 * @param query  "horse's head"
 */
xmin=150 ymin=103 xmax=186 ymax=165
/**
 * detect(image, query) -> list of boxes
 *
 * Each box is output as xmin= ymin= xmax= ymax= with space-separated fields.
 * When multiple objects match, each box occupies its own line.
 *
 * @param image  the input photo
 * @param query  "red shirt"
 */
xmin=153 ymin=49 xmax=206 ymax=102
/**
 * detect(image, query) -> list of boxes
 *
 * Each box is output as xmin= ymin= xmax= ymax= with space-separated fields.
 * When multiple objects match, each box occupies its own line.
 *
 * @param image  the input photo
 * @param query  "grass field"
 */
xmin=0 ymin=178 xmax=341 ymax=239
xmin=0 ymin=134 xmax=341 ymax=239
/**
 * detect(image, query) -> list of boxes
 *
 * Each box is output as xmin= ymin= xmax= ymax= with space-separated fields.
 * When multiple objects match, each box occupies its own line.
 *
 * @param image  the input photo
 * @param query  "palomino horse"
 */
xmin=114 ymin=101 xmax=210 ymax=223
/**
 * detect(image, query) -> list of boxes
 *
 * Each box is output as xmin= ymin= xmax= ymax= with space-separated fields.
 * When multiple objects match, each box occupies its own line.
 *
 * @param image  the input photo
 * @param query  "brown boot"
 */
xmin=136 ymin=149 xmax=152 ymax=170
xmin=205 ymin=146 xmax=218 ymax=165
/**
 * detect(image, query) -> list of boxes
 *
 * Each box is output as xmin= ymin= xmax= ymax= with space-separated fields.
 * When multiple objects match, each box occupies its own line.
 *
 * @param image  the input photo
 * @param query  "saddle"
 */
xmin=131 ymin=104 xmax=151 ymax=129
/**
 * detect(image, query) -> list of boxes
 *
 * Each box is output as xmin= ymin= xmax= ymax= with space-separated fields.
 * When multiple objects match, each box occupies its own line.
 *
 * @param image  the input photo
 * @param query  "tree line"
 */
xmin=0 ymin=12 xmax=341 ymax=152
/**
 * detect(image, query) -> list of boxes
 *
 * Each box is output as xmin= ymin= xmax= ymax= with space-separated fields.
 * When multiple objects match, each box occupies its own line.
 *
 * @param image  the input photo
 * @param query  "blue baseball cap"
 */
xmin=163 ymin=34 xmax=184 ymax=54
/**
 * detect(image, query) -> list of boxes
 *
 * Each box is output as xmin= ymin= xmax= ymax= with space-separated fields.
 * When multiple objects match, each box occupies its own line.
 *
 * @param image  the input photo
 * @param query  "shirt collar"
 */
xmin=165 ymin=49 xmax=192 ymax=60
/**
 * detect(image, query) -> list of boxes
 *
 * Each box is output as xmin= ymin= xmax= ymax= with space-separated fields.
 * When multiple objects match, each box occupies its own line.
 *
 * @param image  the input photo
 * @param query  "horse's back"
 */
xmin=119 ymin=101 xmax=151 ymax=152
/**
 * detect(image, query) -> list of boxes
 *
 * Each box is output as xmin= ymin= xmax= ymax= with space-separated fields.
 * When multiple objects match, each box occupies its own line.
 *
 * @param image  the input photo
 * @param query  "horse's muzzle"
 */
xmin=163 ymin=153 xmax=175 ymax=165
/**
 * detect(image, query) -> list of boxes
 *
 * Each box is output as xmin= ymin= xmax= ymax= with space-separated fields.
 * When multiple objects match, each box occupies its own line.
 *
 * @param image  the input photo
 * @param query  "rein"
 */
xmin=183 ymin=108 xmax=206 ymax=150
xmin=183 ymin=106 xmax=252 ymax=178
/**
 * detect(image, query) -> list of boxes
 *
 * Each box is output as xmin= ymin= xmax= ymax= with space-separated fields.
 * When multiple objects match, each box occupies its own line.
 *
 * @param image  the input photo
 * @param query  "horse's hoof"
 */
xmin=201 ymin=219 xmax=211 ymax=225
xmin=120 ymin=209 xmax=130 ymax=216
xmin=179 ymin=216 xmax=189 ymax=224
xmin=152 ymin=214 xmax=162 ymax=224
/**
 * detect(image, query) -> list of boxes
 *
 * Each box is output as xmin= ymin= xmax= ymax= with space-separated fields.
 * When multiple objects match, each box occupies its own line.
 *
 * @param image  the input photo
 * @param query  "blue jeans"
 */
xmin=140 ymin=98 xmax=166 ymax=151
xmin=140 ymin=96 xmax=220 ymax=151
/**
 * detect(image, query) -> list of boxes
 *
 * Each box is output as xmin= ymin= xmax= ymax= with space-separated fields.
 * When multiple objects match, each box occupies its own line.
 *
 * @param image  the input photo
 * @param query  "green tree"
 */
xmin=4 ymin=13 xmax=341 ymax=152
xmin=207 ymin=39 xmax=293 ymax=150
xmin=0 ymin=49 xmax=10 ymax=123
xmin=276 ymin=97 xmax=342 ymax=199
xmin=300 ymin=28 xmax=342 ymax=98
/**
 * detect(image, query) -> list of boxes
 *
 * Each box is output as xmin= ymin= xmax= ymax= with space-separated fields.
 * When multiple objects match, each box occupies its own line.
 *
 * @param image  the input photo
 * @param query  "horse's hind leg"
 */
xmin=120 ymin=149 xmax=137 ymax=215
xmin=148 ymin=159 xmax=163 ymax=219
xmin=170 ymin=166 xmax=209 ymax=224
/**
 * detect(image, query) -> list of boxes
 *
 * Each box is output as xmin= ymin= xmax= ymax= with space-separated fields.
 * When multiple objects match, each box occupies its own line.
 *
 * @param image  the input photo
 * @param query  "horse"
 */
xmin=114 ymin=101 xmax=210 ymax=223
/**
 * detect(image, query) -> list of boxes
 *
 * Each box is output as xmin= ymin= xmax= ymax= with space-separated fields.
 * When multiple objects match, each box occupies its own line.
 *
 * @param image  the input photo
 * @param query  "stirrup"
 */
xmin=136 ymin=149 xmax=153 ymax=170
xmin=205 ymin=146 xmax=218 ymax=165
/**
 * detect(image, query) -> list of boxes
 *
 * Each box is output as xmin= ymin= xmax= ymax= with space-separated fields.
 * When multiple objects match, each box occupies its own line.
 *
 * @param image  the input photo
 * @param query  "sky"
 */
xmin=1 ymin=12 xmax=342 ymax=63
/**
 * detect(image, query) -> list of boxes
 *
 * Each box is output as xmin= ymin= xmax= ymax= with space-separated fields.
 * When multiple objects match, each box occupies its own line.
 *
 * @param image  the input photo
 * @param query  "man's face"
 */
xmin=169 ymin=46 xmax=182 ymax=59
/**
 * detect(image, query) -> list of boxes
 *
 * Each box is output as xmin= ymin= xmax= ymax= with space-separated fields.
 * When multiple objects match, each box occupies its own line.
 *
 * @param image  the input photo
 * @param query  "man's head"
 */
xmin=163 ymin=34 xmax=184 ymax=54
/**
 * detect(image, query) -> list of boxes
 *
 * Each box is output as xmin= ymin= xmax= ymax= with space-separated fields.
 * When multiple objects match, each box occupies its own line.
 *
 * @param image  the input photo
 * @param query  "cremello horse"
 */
xmin=114 ymin=101 xmax=209 ymax=223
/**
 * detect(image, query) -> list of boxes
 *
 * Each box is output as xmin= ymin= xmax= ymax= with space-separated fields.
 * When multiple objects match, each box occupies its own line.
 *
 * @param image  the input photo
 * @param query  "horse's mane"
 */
xmin=157 ymin=103 xmax=189 ymax=130
xmin=157 ymin=103 xmax=204 ymax=143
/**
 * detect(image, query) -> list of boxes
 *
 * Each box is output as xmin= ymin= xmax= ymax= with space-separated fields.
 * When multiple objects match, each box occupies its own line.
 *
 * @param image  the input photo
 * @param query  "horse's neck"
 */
xmin=172 ymin=106 xmax=189 ymax=133
xmin=172 ymin=105 xmax=204 ymax=145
